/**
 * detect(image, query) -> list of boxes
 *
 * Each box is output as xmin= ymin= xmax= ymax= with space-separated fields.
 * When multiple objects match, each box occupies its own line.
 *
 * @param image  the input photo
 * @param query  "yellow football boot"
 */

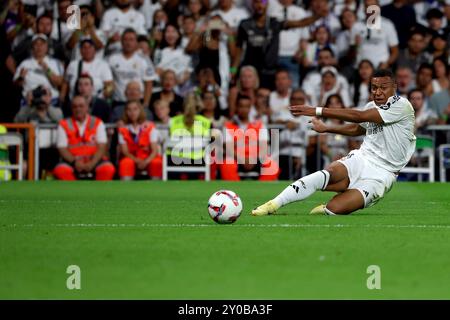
xmin=251 ymin=200 xmax=281 ymax=216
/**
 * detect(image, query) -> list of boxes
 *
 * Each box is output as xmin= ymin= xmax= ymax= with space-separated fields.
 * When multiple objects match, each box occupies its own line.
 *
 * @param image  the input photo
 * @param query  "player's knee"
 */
xmin=325 ymin=202 xmax=351 ymax=215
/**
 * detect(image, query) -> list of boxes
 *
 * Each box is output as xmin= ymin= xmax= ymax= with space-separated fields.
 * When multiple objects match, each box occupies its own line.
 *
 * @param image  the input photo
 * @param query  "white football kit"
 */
xmin=338 ymin=95 xmax=416 ymax=207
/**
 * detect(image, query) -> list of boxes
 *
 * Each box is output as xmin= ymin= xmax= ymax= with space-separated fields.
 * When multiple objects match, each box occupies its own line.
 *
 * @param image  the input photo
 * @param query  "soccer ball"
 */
xmin=207 ymin=190 xmax=243 ymax=224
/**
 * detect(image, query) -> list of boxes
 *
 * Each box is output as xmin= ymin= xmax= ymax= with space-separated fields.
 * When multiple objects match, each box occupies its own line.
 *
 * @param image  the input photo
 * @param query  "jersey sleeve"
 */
xmin=376 ymin=96 xmax=409 ymax=124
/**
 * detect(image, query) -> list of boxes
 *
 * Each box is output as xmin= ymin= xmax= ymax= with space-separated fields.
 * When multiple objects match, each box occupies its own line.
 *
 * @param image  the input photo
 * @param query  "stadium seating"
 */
xmin=438 ymin=144 xmax=450 ymax=182
xmin=162 ymin=136 xmax=212 ymax=181
xmin=401 ymin=135 xmax=435 ymax=182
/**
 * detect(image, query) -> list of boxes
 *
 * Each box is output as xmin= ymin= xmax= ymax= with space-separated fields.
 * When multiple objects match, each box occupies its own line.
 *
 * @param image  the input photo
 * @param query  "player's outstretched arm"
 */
xmin=311 ymin=118 xmax=366 ymax=136
xmin=290 ymin=105 xmax=384 ymax=124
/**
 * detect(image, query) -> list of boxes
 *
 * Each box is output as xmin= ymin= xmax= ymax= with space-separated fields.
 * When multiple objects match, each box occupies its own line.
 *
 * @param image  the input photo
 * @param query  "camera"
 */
xmin=31 ymin=86 xmax=47 ymax=108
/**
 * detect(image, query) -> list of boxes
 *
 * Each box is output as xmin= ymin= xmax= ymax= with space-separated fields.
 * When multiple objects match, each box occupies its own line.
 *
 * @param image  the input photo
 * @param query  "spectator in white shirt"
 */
xmin=310 ymin=66 xmax=352 ymax=108
xmin=14 ymin=34 xmax=64 ymax=105
xmin=210 ymin=0 xmax=250 ymax=32
xmin=65 ymin=39 xmax=114 ymax=100
xmin=66 ymin=5 xmax=106 ymax=61
xmin=351 ymin=59 xmax=375 ymax=108
xmin=408 ymin=88 xmax=438 ymax=134
xmin=351 ymin=0 xmax=399 ymax=69
xmin=101 ymin=0 xmax=147 ymax=55
xmin=270 ymin=0 xmax=309 ymax=87
xmin=155 ymin=24 xmax=193 ymax=93
xmin=301 ymin=48 xmax=350 ymax=104
xmin=306 ymin=0 xmax=342 ymax=39
xmin=51 ymin=0 xmax=73 ymax=51
xmin=297 ymin=25 xmax=337 ymax=71
xmin=108 ymin=29 xmax=157 ymax=108
xmin=335 ymin=8 xmax=357 ymax=63
xmin=269 ymin=69 xmax=292 ymax=121
xmin=395 ymin=66 xmax=415 ymax=98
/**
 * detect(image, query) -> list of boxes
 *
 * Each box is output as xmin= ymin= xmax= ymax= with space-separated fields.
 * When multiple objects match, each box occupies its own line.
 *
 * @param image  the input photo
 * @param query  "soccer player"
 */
xmin=251 ymin=69 xmax=416 ymax=216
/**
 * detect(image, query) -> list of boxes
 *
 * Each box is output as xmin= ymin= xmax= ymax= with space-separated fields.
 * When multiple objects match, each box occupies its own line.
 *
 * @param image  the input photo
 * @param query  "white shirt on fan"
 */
xmin=350 ymin=18 xmax=399 ymax=68
xmin=13 ymin=56 xmax=64 ymax=100
xmin=65 ymin=57 xmax=114 ymax=98
xmin=210 ymin=5 xmax=250 ymax=30
xmin=101 ymin=7 xmax=147 ymax=54
xmin=268 ymin=1 xmax=309 ymax=57
xmin=108 ymin=52 xmax=157 ymax=102
xmin=359 ymin=95 xmax=416 ymax=172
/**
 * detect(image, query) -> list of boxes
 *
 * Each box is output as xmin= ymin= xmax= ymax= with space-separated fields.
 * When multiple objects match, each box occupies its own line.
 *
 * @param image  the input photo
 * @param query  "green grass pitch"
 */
xmin=1 ymin=181 xmax=450 ymax=299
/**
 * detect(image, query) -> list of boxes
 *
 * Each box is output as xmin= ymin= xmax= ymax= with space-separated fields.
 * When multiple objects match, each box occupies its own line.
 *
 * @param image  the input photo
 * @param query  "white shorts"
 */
xmin=337 ymin=149 xmax=397 ymax=208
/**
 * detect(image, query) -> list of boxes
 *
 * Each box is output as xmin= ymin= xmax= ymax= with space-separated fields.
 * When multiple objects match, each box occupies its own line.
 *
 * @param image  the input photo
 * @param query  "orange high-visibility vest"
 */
xmin=224 ymin=120 xmax=263 ymax=159
xmin=59 ymin=116 xmax=102 ymax=158
xmin=118 ymin=121 xmax=156 ymax=159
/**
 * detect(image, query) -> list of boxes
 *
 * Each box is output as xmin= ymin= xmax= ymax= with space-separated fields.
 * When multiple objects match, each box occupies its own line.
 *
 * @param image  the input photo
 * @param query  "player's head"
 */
xmin=370 ymin=69 xmax=396 ymax=106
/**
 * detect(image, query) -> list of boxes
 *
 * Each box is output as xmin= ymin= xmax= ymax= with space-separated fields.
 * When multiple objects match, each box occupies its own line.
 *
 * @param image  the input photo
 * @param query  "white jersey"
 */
xmin=359 ymin=95 xmax=416 ymax=173
xmin=108 ymin=52 xmax=157 ymax=102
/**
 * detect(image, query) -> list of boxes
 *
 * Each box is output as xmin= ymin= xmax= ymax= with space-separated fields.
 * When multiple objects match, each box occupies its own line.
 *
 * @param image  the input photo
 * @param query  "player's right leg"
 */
xmin=251 ymin=161 xmax=349 ymax=216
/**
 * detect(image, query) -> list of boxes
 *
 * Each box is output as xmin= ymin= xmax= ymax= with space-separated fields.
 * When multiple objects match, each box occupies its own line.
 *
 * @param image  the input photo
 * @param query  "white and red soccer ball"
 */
xmin=207 ymin=190 xmax=243 ymax=224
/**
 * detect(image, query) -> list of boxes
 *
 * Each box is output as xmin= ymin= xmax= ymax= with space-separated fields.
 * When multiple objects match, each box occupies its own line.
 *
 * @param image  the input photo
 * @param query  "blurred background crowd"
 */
xmin=0 ymin=0 xmax=449 ymax=181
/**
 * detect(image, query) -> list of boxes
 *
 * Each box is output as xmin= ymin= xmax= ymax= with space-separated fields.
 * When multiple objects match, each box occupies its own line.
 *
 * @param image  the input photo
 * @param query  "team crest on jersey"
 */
xmin=379 ymin=95 xmax=400 ymax=110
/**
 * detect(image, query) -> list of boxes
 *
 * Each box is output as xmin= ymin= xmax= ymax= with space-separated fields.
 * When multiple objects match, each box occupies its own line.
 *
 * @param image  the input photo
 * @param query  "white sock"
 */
xmin=324 ymin=207 xmax=337 ymax=215
xmin=273 ymin=170 xmax=330 ymax=207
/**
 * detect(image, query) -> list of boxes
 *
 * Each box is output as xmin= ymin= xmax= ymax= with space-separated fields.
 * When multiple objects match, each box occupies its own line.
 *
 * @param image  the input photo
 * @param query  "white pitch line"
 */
xmin=3 ymin=223 xmax=450 ymax=230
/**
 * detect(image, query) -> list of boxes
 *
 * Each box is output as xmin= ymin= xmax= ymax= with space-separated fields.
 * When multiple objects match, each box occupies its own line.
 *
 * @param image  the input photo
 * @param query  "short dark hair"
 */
xmin=417 ymin=62 xmax=433 ymax=73
xmin=236 ymin=94 xmax=252 ymax=105
xmin=407 ymin=88 xmax=424 ymax=100
xmin=318 ymin=47 xmax=335 ymax=57
xmin=122 ymin=28 xmax=137 ymax=39
xmin=426 ymin=8 xmax=444 ymax=20
xmin=275 ymin=68 xmax=290 ymax=77
xmin=372 ymin=69 xmax=395 ymax=80
xmin=408 ymin=28 xmax=426 ymax=40
xmin=37 ymin=14 xmax=52 ymax=25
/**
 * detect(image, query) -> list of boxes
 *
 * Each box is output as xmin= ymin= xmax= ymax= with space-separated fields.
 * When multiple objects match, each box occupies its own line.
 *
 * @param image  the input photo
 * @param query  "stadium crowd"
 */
xmin=1 ymin=0 xmax=450 ymax=181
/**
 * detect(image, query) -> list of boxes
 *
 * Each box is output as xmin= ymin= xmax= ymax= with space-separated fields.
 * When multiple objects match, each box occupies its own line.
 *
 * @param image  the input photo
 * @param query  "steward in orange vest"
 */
xmin=118 ymin=101 xmax=162 ymax=179
xmin=53 ymin=96 xmax=116 ymax=180
xmin=220 ymin=95 xmax=279 ymax=181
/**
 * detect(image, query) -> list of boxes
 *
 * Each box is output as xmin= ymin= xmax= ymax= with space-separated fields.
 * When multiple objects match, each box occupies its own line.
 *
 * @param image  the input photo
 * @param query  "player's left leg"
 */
xmin=251 ymin=161 xmax=349 ymax=216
